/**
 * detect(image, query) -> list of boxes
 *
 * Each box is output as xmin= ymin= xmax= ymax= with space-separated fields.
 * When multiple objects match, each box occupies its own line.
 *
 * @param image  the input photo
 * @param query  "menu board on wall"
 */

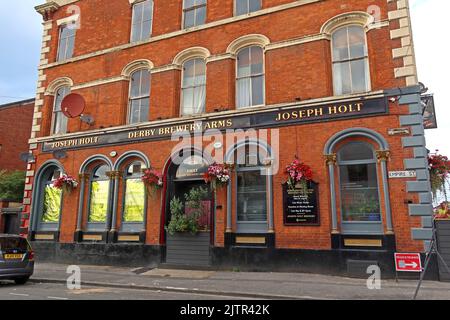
xmin=283 ymin=181 xmax=320 ymax=226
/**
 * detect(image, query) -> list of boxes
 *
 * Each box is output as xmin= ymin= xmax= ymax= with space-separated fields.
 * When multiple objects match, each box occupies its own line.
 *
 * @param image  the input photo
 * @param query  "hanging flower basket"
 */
xmin=141 ymin=168 xmax=164 ymax=196
xmin=53 ymin=174 xmax=79 ymax=194
xmin=428 ymin=151 xmax=450 ymax=199
xmin=285 ymin=157 xmax=313 ymax=195
xmin=203 ymin=163 xmax=231 ymax=190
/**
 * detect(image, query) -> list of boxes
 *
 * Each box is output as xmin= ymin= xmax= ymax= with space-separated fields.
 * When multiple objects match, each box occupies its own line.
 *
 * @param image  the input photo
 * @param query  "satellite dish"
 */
xmin=53 ymin=150 xmax=67 ymax=160
xmin=61 ymin=93 xmax=85 ymax=118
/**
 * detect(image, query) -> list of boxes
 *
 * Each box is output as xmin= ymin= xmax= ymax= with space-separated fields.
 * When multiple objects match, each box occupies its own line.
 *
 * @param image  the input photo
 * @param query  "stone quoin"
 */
xmin=23 ymin=0 xmax=434 ymax=277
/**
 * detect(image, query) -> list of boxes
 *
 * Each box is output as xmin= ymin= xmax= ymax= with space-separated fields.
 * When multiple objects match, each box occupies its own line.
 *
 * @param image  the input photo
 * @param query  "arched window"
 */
xmin=52 ymin=86 xmax=70 ymax=135
xmin=181 ymin=58 xmax=206 ymax=115
xmin=88 ymin=164 xmax=111 ymax=226
xmin=122 ymin=161 xmax=147 ymax=228
xmin=332 ymin=25 xmax=370 ymax=95
xmin=39 ymin=167 xmax=63 ymax=228
xmin=236 ymin=46 xmax=264 ymax=108
xmin=337 ymin=141 xmax=382 ymax=234
xmin=128 ymin=69 xmax=150 ymax=124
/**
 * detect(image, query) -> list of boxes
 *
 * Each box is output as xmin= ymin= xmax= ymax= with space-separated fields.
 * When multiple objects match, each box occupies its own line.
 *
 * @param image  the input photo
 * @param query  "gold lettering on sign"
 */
xmin=276 ymin=102 xmax=364 ymax=122
xmin=127 ymin=119 xmax=234 ymax=141
xmin=51 ymin=136 xmax=99 ymax=149
xmin=275 ymin=107 xmax=324 ymax=122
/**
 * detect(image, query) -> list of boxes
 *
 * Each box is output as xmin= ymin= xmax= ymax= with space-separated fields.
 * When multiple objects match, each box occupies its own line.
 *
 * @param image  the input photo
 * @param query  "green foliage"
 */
xmin=166 ymin=196 xmax=199 ymax=235
xmin=184 ymin=186 xmax=209 ymax=216
xmin=166 ymin=186 xmax=209 ymax=235
xmin=0 ymin=170 xmax=26 ymax=201
xmin=430 ymin=174 xmax=446 ymax=199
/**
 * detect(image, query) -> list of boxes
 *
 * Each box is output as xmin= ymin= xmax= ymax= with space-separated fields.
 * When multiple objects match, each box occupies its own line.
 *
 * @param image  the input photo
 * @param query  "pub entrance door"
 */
xmin=164 ymin=152 xmax=213 ymax=267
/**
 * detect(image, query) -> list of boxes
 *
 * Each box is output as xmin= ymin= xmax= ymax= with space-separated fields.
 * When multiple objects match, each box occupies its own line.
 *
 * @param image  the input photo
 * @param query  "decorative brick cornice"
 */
xmin=35 ymin=2 xmax=60 ymax=21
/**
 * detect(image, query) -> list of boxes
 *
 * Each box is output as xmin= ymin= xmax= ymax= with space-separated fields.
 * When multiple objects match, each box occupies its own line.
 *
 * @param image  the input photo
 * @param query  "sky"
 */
xmin=0 ymin=0 xmax=448 ymax=154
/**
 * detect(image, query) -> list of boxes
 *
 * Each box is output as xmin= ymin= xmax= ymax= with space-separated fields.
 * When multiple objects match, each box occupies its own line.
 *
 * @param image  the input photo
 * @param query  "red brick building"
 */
xmin=0 ymin=99 xmax=34 ymax=234
xmin=25 ymin=0 xmax=433 ymax=275
xmin=0 ymin=99 xmax=34 ymax=172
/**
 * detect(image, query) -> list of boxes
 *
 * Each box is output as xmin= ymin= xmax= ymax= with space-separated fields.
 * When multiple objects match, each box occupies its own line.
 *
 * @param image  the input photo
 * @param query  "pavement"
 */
xmin=13 ymin=262 xmax=450 ymax=300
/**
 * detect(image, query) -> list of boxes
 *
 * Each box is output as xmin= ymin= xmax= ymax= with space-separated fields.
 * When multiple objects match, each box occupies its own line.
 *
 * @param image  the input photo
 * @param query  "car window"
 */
xmin=0 ymin=238 xmax=29 ymax=251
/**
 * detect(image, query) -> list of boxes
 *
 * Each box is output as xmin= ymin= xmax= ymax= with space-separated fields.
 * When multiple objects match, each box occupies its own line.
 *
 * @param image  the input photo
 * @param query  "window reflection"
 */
xmin=332 ymin=25 xmax=370 ymax=95
xmin=41 ymin=169 xmax=62 ymax=223
xmin=236 ymin=46 xmax=264 ymax=108
xmin=123 ymin=161 xmax=146 ymax=223
xmin=338 ymin=142 xmax=381 ymax=222
xmin=88 ymin=165 xmax=110 ymax=223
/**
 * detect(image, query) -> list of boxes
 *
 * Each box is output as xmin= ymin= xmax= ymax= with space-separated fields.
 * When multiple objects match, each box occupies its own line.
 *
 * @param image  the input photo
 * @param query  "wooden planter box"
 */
xmin=166 ymin=231 xmax=211 ymax=267
xmin=436 ymin=219 xmax=450 ymax=281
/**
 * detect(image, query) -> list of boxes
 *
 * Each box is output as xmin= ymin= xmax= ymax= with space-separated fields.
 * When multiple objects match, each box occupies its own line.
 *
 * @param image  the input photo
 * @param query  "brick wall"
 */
xmin=0 ymin=100 xmax=34 ymax=171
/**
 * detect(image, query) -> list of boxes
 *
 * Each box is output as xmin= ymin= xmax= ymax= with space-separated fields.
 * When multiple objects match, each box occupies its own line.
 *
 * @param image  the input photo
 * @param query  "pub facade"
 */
xmin=24 ymin=0 xmax=433 ymax=276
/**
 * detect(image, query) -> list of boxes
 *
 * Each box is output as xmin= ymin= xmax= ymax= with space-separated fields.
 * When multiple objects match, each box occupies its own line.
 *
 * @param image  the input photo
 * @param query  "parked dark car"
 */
xmin=0 ymin=234 xmax=34 ymax=284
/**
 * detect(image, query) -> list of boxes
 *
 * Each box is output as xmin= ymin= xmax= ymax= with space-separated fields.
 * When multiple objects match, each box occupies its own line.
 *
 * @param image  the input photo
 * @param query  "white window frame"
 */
xmin=235 ymin=46 xmax=266 ymax=109
xmin=51 ymin=86 xmax=70 ymax=135
xmin=182 ymin=0 xmax=207 ymax=29
xmin=331 ymin=25 xmax=371 ymax=96
xmin=127 ymin=69 xmax=151 ymax=124
xmin=130 ymin=0 xmax=154 ymax=43
xmin=180 ymin=58 xmax=207 ymax=116
xmin=234 ymin=0 xmax=262 ymax=16
xmin=57 ymin=24 xmax=76 ymax=62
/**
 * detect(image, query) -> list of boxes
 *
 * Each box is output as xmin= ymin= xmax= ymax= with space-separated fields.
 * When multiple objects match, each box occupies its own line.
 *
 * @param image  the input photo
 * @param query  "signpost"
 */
xmin=421 ymin=94 xmax=437 ymax=129
xmin=389 ymin=171 xmax=417 ymax=179
xmin=394 ymin=253 xmax=422 ymax=272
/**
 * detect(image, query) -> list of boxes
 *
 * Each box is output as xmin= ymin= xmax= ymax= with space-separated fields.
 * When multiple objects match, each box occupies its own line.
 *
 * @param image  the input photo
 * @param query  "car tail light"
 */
xmin=28 ymin=251 xmax=35 ymax=261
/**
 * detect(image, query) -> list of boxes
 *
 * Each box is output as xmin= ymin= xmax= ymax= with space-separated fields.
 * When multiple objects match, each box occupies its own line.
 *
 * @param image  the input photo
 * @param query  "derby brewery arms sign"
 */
xmin=42 ymin=97 xmax=388 ymax=152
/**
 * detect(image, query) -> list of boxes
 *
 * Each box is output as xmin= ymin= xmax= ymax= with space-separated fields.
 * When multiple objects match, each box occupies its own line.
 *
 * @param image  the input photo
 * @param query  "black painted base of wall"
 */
xmin=30 ymin=242 xmax=440 ymax=280
xmin=31 ymin=241 xmax=162 ymax=268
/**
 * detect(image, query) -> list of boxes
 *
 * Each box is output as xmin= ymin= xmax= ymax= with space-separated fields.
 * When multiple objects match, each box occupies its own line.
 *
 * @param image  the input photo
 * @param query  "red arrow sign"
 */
xmin=394 ymin=253 xmax=422 ymax=272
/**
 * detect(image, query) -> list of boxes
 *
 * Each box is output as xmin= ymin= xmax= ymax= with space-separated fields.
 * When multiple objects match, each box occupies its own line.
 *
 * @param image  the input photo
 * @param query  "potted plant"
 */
xmin=165 ymin=187 xmax=211 ymax=266
xmin=428 ymin=151 xmax=450 ymax=199
xmin=203 ymin=163 xmax=231 ymax=190
xmin=53 ymin=174 xmax=78 ymax=194
xmin=141 ymin=167 xmax=164 ymax=196
xmin=285 ymin=157 xmax=313 ymax=195
xmin=166 ymin=186 xmax=210 ymax=235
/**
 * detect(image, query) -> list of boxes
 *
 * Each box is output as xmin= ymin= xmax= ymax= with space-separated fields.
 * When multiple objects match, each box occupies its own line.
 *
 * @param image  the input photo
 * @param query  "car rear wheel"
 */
xmin=14 ymin=277 xmax=29 ymax=285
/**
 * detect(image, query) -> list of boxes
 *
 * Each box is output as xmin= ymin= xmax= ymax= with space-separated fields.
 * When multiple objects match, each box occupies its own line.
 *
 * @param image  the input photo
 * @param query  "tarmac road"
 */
xmin=0 ymin=280 xmax=256 ymax=300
